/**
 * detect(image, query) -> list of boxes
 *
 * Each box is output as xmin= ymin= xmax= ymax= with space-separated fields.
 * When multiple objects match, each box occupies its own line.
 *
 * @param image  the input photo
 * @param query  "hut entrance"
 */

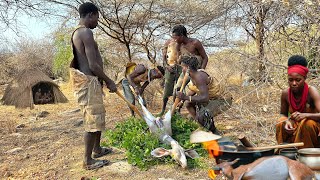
xmin=1 ymin=69 xmax=68 ymax=109
xmin=32 ymin=82 xmax=54 ymax=104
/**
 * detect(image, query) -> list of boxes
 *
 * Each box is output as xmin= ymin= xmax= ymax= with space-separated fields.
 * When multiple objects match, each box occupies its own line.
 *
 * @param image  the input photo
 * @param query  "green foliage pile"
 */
xmin=104 ymin=114 xmax=207 ymax=170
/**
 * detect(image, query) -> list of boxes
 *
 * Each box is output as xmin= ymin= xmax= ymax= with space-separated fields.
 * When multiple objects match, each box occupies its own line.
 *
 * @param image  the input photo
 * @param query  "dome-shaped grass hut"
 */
xmin=1 ymin=69 xmax=68 ymax=109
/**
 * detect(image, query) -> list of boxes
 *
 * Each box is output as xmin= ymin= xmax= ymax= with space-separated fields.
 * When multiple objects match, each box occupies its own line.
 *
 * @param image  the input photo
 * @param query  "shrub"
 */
xmin=104 ymin=114 xmax=207 ymax=169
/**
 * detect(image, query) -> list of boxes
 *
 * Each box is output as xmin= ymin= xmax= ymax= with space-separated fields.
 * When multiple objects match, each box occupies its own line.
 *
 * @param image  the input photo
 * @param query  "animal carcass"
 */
xmin=137 ymin=96 xmax=198 ymax=168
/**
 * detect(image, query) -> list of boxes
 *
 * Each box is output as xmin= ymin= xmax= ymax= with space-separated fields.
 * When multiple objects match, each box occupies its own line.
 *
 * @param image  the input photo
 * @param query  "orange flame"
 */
xmin=202 ymin=140 xmax=221 ymax=158
xmin=208 ymin=169 xmax=217 ymax=179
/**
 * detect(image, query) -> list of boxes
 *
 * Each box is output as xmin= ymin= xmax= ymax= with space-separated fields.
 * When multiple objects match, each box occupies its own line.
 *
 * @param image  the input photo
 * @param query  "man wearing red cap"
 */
xmin=276 ymin=55 xmax=320 ymax=148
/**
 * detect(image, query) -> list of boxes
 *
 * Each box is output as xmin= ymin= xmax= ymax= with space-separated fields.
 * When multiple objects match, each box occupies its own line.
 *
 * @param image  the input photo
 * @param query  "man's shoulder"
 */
xmin=194 ymin=70 xmax=208 ymax=81
xmin=309 ymin=85 xmax=320 ymax=95
xmin=73 ymin=27 xmax=93 ymax=39
xmin=281 ymin=88 xmax=289 ymax=96
xmin=164 ymin=39 xmax=175 ymax=46
xmin=189 ymin=38 xmax=202 ymax=45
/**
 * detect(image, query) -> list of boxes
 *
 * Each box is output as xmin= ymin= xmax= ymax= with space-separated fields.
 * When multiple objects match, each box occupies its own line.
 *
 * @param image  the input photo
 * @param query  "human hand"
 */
xmin=176 ymin=92 xmax=186 ymax=101
xmin=290 ymin=112 xmax=308 ymax=122
xmin=166 ymin=66 xmax=174 ymax=73
xmin=134 ymin=86 xmax=141 ymax=95
xmin=284 ymin=119 xmax=296 ymax=134
xmin=106 ymin=80 xmax=117 ymax=93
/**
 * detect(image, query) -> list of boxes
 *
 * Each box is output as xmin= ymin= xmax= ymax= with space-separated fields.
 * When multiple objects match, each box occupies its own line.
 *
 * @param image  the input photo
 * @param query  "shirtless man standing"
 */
xmin=159 ymin=25 xmax=208 ymax=116
xmin=70 ymin=2 xmax=117 ymax=170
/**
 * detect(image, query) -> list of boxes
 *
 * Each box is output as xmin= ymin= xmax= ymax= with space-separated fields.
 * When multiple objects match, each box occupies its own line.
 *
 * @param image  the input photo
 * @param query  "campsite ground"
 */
xmin=2 ymin=78 xmax=319 ymax=179
xmin=0 ymin=83 xmax=214 ymax=180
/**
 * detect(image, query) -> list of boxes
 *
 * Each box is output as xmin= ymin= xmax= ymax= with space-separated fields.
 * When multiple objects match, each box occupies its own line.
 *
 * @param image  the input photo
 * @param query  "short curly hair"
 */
xmin=172 ymin=25 xmax=187 ymax=37
xmin=288 ymin=55 xmax=308 ymax=67
xmin=180 ymin=56 xmax=198 ymax=71
xmin=79 ymin=2 xmax=99 ymax=18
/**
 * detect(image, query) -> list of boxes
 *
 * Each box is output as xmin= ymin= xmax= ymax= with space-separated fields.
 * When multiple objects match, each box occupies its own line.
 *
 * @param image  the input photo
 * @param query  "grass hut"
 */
xmin=1 ymin=69 xmax=68 ymax=109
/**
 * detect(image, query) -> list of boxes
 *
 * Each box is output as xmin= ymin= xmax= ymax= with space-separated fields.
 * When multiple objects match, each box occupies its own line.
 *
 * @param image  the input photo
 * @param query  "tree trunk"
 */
xmin=256 ymin=4 xmax=266 ymax=82
xmin=125 ymin=43 xmax=132 ymax=62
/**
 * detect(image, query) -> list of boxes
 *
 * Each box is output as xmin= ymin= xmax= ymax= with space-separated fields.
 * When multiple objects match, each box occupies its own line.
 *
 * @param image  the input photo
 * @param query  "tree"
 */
xmin=43 ymin=0 xmax=232 ymax=63
xmin=226 ymin=0 xmax=291 ymax=82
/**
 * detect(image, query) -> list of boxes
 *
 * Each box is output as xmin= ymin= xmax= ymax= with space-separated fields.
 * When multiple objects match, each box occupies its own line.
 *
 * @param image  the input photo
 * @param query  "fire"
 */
xmin=202 ymin=140 xmax=221 ymax=158
xmin=203 ymin=140 xmax=222 ymax=180
xmin=208 ymin=169 xmax=217 ymax=179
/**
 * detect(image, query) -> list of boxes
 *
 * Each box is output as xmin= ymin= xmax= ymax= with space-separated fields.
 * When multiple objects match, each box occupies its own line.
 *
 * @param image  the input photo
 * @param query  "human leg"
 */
xmin=71 ymin=71 xmax=109 ymax=170
xmin=294 ymin=120 xmax=320 ymax=148
xmin=185 ymin=101 xmax=197 ymax=119
xmin=83 ymin=132 xmax=109 ymax=170
xmin=160 ymin=68 xmax=176 ymax=115
xmin=84 ymin=131 xmax=96 ymax=165
xmin=92 ymin=131 xmax=112 ymax=158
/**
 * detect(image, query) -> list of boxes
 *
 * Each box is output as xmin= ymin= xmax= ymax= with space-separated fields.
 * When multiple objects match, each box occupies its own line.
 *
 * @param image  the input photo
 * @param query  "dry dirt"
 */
xmin=0 ymin=83 xmax=216 ymax=180
xmin=3 ymin=78 xmax=319 ymax=180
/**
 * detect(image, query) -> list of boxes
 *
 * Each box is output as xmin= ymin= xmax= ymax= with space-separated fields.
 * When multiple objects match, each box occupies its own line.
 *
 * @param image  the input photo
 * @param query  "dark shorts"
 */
xmin=163 ymin=65 xmax=182 ymax=99
xmin=196 ymin=96 xmax=233 ymax=131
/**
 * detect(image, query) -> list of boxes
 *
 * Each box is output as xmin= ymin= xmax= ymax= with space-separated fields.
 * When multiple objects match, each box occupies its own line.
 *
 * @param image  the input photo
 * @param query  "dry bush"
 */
xmin=0 ymin=39 xmax=54 ymax=84
xmin=0 ymin=117 xmax=17 ymax=134
xmin=205 ymin=50 xmax=290 ymax=146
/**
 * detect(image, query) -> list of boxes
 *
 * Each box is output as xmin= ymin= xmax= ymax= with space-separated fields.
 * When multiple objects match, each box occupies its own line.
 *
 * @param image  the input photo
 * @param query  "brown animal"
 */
xmin=215 ymin=156 xmax=316 ymax=180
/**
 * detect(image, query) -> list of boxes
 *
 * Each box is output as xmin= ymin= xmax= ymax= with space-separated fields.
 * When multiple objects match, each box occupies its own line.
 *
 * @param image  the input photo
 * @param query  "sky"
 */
xmin=4 ymin=15 xmax=59 ymax=41
xmin=1 ymin=4 xmax=71 ymax=51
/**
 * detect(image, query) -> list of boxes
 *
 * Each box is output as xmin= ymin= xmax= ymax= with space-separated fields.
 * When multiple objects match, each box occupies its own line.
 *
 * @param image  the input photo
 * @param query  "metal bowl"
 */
xmin=214 ymin=148 xmax=275 ymax=168
xmin=297 ymin=148 xmax=320 ymax=170
xmin=278 ymin=148 xmax=298 ymax=160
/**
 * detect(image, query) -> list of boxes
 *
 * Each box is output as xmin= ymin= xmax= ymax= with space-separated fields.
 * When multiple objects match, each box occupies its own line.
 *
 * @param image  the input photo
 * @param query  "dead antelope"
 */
xmin=137 ymin=96 xmax=198 ymax=168
xmin=214 ymin=156 xmax=317 ymax=180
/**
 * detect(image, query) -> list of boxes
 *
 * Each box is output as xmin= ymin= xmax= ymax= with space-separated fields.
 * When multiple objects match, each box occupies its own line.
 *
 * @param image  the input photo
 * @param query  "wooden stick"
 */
xmin=115 ymin=90 xmax=142 ymax=118
xmin=171 ymin=69 xmax=190 ymax=116
xmin=238 ymin=134 xmax=256 ymax=147
xmin=246 ymin=142 xmax=304 ymax=151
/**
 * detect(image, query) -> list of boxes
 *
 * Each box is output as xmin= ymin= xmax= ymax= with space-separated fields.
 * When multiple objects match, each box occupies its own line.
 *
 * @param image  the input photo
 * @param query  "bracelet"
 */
xmin=189 ymin=96 xmax=192 ymax=102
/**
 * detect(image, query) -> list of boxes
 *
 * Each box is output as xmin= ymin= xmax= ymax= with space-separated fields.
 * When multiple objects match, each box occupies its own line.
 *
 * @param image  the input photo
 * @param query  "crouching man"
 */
xmin=176 ymin=56 xmax=232 ymax=134
xmin=120 ymin=62 xmax=165 ymax=117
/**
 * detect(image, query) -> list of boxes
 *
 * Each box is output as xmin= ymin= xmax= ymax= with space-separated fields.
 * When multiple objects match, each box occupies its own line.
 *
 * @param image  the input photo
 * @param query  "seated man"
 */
xmin=121 ymin=63 xmax=165 ymax=116
xmin=176 ymin=56 xmax=232 ymax=134
xmin=276 ymin=55 xmax=320 ymax=148
xmin=34 ymin=88 xmax=42 ymax=104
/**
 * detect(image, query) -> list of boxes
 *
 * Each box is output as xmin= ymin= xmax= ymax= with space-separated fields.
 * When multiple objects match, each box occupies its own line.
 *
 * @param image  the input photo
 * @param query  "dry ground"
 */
xmin=1 ymin=77 xmax=319 ymax=180
xmin=0 ymin=83 xmax=213 ymax=180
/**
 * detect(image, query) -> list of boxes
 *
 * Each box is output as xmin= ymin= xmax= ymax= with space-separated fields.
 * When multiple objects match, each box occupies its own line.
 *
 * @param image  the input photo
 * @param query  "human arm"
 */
xmin=128 ymin=64 xmax=146 ymax=95
xmin=176 ymin=72 xmax=209 ymax=103
xmin=290 ymin=86 xmax=320 ymax=122
xmin=140 ymin=81 xmax=150 ymax=95
xmin=195 ymin=40 xmax=208 ymax=69
xmin=82 ymin=29 xmax=116 ymax=92
xmin=279 ymin=89 xmax=297 ymax=131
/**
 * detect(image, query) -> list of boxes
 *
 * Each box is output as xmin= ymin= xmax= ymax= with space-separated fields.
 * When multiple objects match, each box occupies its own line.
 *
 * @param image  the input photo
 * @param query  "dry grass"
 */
xmin=0 ymin=118 xmax=17 ymax=134
xmin=0 ymin=59 xmax=319 ymax=179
